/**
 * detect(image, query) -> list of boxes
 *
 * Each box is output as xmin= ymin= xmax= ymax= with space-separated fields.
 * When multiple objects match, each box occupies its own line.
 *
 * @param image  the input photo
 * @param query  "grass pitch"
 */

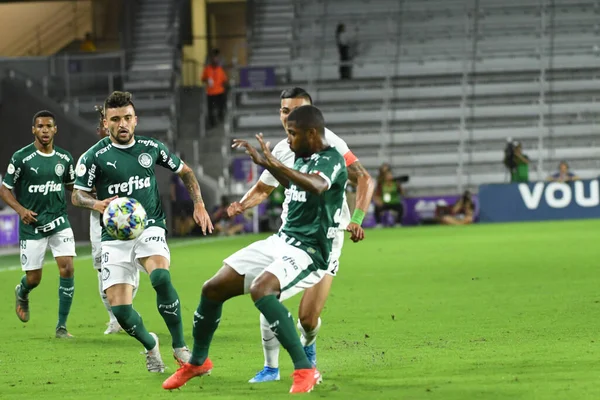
xmin=0 ymin=220 xmax=598 ymax=399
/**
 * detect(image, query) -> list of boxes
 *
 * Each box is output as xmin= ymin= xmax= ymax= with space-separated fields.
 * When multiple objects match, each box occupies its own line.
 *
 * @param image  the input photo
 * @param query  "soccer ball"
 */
xmin=102 ymin=197 xmax=147 ymax=240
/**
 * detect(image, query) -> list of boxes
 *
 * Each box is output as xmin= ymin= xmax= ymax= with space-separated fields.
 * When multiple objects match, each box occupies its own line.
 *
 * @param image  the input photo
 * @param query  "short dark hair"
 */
xmin=32 ymin=110 xmax=56 ymax=127
xmin=287 ymin=105 xmax=324 ymax=136
xmin=104 ymin=91 xmax=135 ymax=112
xmin=280 ymin=87 xmax=313 ymax=105
xmin=94 ymin=105 xmax=104 ymax=130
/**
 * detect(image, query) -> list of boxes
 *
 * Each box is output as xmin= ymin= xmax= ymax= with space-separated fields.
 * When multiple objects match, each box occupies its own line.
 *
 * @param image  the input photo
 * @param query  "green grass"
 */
xmin=0 ymin=220 xmax=599 ymax=399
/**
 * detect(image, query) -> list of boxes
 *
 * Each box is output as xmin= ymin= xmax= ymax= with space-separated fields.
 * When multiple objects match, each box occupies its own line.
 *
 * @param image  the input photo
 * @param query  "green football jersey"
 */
xmin=279 ymin=146 xmax=348 ymax=270
xmin=2 ymin=143 xmax=75 ymax=240
xmin=74 ymin=136 xmax=183 ymax=241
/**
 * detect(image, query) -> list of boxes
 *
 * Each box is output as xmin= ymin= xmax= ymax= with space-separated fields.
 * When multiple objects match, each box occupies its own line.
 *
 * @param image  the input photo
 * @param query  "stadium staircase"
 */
xmin=248 ymin=0 xmax=294 ymax=67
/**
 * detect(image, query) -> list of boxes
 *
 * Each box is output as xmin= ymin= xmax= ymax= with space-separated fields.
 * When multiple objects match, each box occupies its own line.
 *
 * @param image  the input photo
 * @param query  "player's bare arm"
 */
xmin=71 ymin=189 xmax=116 ymax=214
xmin=228 ymin=181 xmax=275 ymax=217
xmin=177 ymin=163 xmax=214 ymax=234
xmin=345 ymin=161 xmax=374 ymax=242
xmin=0 ymin=185 xmax=37 ymax=224
xmin=255 ymin=134 xmax=330 ymax=194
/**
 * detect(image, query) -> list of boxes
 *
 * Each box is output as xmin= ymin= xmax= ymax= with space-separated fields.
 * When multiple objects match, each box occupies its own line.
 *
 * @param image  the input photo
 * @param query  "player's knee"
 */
xmin=249 ymin=279 xmax=279 ymax=302
xmin=149 ymin=268 xmax=171 ymax=288
xmin=57 ymin=258 xmax=74 ymax=277
xmin=201 ymin=277 xmax=223 ymax=300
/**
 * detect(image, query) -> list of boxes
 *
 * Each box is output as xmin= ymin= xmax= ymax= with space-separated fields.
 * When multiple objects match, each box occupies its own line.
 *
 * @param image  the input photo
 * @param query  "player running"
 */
xmin=227 ymin=87 xmax=375 ymax=382
xmin=89 ymin=105 xmax=140 ymax=335
xmin=72 ymin=91 xmax=213 ymax=372
xmin=0 ymin=110 xmax=77 ymax=338
xmin=163 ymin=105 xmax=362 ymax=393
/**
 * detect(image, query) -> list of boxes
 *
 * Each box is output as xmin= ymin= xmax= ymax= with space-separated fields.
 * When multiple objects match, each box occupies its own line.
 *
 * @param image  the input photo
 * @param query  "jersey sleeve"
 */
xmin=73 ymin=150 xmax=97 ymax=192
xmin=2 ymin=153 xmax=22 ymax=190
xmin=310 ymin=153 xmax=346 ymax=191
xmin=155 ymin=140 xmax=183 ymax=173
xmin=64 ymin=152 xmax=76 ymax=185
xmin=258 ymin=139 xmax=294 ymax=187
xmin=324 ymin=128 xmax=358 ymax=166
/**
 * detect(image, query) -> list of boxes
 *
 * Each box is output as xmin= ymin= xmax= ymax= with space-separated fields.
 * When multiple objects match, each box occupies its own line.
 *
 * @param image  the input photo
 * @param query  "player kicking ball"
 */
xmin=89 ymin=105 xmax=140 ymax=335
xmin=0 ymin=110 xmax=77 ymax=338
xmin=162 ymin=105 xmax=363 ymax=393
xmin=72 ymin=91 xmax=213 ymax=372
xmin=226 ymin=87 xmax=374 ymax=382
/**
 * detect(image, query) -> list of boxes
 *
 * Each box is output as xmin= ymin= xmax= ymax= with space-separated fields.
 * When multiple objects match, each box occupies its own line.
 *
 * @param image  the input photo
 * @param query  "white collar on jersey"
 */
xmin=36 ymin=150 xmax=56 ymax=157
xmin=111 ymin=139 xmax=136 ymax=149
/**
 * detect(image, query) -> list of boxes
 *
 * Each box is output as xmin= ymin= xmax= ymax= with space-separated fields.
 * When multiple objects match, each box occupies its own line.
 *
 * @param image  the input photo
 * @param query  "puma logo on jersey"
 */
xmin=107 ymin=175 xmax=151 ymax=196
xmin=30 ymin=167 xmax=39 ymax=174
xmin=28 ymin=181 xmax=62 ymax=195
xmin=106 ymin=160 xmax=117 ymax=169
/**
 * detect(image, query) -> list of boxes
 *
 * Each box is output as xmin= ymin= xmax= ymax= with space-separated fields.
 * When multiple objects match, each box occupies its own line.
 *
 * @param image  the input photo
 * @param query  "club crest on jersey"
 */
xmin=138 ymin=153 xmax=153 ymax=168
xmin=7 ymin=163 xmax=15 ymax=174
xmin=55 ymin=163 xmax=65 ymax=177
xmin=76 ymin=163 xmax=87 ymax=177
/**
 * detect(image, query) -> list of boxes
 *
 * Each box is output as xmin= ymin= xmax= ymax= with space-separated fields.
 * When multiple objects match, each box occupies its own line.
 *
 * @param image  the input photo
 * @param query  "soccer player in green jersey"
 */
xmin=163 ymin=105 xmax=363 ymax=394
xmin=71 ymin=91 xmax=214 ymax=373
xmin=0 ymin=110 xmax=77 ymax=338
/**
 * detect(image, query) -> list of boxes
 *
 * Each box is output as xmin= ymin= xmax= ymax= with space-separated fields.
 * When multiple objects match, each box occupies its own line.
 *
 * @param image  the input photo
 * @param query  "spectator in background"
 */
xmin=548 ymin=161 xmax=579 ymax=182
xmin=201 ymin=49 xmax=228 ymax=128
xmin=80 ymin=32 xmax=97 ymax=52
xmin=335 ymin=23 xmax=354 ymax=80
xmin=170 ymin=155 xmax=195 ymax=236
xmin=213 ymin=196 xmax=245 ymax=236
xmin=504 ymin=140 xmax=530 ymax=183
xmin=437 ymin=190 xmax=475 ymax=225
xmin=373 ymin=169 xmax=404 ymax=227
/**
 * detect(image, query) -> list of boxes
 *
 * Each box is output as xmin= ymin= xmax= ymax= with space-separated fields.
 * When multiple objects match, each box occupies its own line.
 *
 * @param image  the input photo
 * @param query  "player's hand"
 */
xmin=232 ymin=139 xmax=267 ymax=166
xmin=227 ymin=202 xmax=244 ymax=217
xmin=193 ymin=203 xmax=214 ymax=235
xmin=18 ymin=209 xmax=38 ymax=225
xmin=346 ymin=222 xmax=365 ymax=243
xmin=255 ymin=133 xmax=276 ymax=167
xmin=93 ymin=196 xmax=118 ymax=214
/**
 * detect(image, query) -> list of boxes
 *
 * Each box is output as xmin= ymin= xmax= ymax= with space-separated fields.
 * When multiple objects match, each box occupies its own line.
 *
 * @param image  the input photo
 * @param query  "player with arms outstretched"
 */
xmin=227 ymin=87 xmax=375 ymax=382
xmin=163 ymin=105 xmax=359 ymax=393
xmin=71 ymin=91 xmax=213 ymax=372
xmin=0 ymin=110 xmax=77 ymax=338
xmin=89 ymin=105 xmax=140 ymax=334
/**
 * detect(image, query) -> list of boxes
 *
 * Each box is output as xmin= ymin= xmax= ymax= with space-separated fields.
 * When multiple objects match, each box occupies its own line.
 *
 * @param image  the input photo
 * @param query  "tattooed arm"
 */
xmin=346 ymin=161 xmax=375 ymax=215
xmin=71 ymin=189 xmax=116 ymax=213
xmin=177 ymin=163 xmax=214 ymax=234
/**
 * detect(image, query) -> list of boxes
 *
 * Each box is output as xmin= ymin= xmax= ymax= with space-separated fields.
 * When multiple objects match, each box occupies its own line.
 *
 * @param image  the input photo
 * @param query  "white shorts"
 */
xmin=100 ymin=226 xmax=170 ymax=291
xmin=90 ymin=211 xmax=103 ymax=270
xmin=20 ymin=228 xmax=77 ymax=271
xmin=327 ymin=229 xmax=344 ymax=277
xmin=224 ymin=234 xmax=327 ymax=302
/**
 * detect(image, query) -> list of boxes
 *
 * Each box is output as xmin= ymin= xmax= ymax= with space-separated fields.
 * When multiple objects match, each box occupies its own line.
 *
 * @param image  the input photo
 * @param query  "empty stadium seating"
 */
xmin=230 ymin=0 xmax=600 ymax=195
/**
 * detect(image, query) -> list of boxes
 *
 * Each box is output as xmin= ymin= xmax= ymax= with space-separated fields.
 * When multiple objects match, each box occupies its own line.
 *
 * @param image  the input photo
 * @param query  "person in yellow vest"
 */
xmin=201 ymin=49 xmax=228 ymax=128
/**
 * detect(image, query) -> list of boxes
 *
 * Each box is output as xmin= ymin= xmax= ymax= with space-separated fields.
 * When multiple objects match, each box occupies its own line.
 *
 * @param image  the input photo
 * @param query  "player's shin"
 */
xmin=97 ymin=270 xmax=116 ymax=321
xmin=18 ymin=275 xmax=35 ymax=297
xmin=260 ymin=313 xmax=281 ymax=368
xmin=254 ymin=295 xmax=312 ymax=370
xmin=150 ymin=269 xmax=185 ymax=348
xmin=111 ymin=305 xmax=156 ymax=350
xmin=190 ymin=295 xmax=223 ymax=366
xmin=57 ymin=277 xmax=74 ymax=328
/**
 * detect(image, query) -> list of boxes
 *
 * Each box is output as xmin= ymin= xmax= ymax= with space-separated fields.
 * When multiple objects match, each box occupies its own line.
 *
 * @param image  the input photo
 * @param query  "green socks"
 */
xmin=18 ymin=275 xmax=33 ymax=298
xmin=57 ymin=277 xmax=74 ymax=328
xmin=111 ymin=305 xmax=156 ymax=350
xmin=150 ymin=269 xmax=186 ymax=348
xmin=255 ymin=295 xmax=312 ymax=370
xmin=190 ymin=295 xmax=223 ymax=366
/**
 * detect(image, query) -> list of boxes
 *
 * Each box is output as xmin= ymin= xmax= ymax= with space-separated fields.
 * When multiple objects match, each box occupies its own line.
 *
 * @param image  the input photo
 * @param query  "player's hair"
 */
xmin=31 ymin=110 xmax=56 ymax=127
xmin=104 ymin=91 xmax=136 ymax=112
xmin=287 ymin=105 xmax=325 ymax=136
xmin=94 ymin=105 xmax=104 ymax=130
xmin=280 ymin=87 xmax=313 ymax=105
